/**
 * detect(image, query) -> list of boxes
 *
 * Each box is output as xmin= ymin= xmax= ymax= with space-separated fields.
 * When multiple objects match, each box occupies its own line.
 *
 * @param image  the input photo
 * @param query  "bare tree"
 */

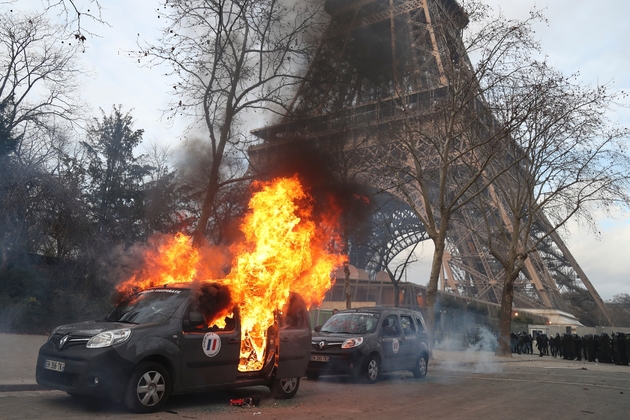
xmin=384 ymin=243 xmax=419 ymax=308
xmin=135 ymin=0 xmax=325 ymax=247
xmin=470 ymin=61 xmax=630 ymax=356
xmin=0 ymin=10 xmax=86 ymax=272
xmin=5 ymin=0 xmax=106 ymax=47
xmin=374 ymin=3 xmax=544 ymax=337
xmin=0 ymin=10 xmax=85 ymax=144
xmin=608 ymin=294 xmax=630 ymax=327
xmin=172 ymin=137 xmax=250 ymax=244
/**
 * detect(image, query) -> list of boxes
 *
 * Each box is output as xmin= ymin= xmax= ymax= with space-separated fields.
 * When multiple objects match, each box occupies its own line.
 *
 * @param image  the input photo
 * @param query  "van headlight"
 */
xmin=48 ymin=326 xmax=61 ymax=341
xmin=341 ymin=337 xmax=364 ymax=349
xmin=86 ymin=329 xmax=132 ymax=348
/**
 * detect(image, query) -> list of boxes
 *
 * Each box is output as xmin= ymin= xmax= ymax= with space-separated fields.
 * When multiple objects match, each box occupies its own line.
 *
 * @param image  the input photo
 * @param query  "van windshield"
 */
xmin=321 ymin=312 xmax=381 ymax=334
xmin=106 ymin=289 xmax=189 ymax=324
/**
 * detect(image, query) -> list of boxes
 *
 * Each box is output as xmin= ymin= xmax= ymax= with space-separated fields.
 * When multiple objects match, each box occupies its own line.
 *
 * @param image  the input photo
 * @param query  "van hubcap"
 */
xmin=367 ymin=359 xmax=378 ymax=380
xmin=137 ymin=371 xmax=165 ymax=406
xmin=418 ymin=358 xmax=427 ymax=375
xmin=280 ymin=378 xmax=297 ymax=393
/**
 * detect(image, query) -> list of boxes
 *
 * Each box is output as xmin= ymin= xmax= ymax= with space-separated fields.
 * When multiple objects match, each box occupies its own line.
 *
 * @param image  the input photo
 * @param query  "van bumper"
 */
xmin=36 ymin=341 xmax=134 ymax=401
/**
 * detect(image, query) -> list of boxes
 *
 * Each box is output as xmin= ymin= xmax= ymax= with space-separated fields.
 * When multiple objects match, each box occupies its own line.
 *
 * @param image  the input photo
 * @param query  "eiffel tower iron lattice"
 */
xmin=248 ymin=0 xmax=611 ymax=324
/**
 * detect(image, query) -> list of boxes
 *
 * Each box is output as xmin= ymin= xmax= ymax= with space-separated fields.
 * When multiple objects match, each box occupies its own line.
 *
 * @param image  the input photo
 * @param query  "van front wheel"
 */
xmin=363 ymin=355 xmax=380 ymax=383
xmin=412 ymin=354 xmax=428 ymax=378
xmin=270 ymin=377 xmax=300 ymax=399
xmin=123 ymin=362 xmax=171 ymax=413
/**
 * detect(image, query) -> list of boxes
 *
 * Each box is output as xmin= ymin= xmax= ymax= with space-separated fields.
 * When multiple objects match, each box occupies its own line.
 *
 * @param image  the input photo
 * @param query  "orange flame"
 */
xmin=116 ymin=232 xmax=200 ymax=297
xmin=117 ymin=175 xmax=345 ymax=371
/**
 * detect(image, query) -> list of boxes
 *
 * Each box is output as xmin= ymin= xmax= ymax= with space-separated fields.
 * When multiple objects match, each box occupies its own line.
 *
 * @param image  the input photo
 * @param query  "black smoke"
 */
xmin=191 ymin=281 xmax=233 ymax=323
xmin=254 ymin=141 xmax=374 ymax=233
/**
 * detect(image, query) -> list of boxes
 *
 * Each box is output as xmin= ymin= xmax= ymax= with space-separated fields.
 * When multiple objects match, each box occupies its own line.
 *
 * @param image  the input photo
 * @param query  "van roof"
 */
xmin=338 ymin=306 xmax=424 ymax=316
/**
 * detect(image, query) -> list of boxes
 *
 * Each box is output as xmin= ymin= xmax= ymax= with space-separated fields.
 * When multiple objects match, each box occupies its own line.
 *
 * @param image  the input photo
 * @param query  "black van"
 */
xmin=36 ymin=286 xmax=311 ymax=413
xmin=306 ymin=306 xmax=430 ymax=383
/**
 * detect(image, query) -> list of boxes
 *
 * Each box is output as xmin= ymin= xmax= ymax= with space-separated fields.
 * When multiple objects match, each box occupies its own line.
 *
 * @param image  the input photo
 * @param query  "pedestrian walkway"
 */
xmin=0 ymin=333 xmax=47 ymax=391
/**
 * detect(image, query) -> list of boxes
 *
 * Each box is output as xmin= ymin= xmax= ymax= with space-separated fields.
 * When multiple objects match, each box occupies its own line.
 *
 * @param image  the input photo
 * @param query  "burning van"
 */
xmin=36 ymin=285 xmax=311 ymax=413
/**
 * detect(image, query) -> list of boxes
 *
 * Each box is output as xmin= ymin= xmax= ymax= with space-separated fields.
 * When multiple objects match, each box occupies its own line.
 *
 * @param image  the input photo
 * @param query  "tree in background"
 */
xmin=81 ymin=105 xmax=151 ymax=245
xmin=0 ymin=98 xmax=21 ymax=157
xmin=3 ymin=0 xmax=107 ymax=47
xmin=373 ymin=2 xmax=543 ymax=338
xmin=469 ymin=60 xmax=630 ymax=356
xmin=139 ymin=141 xmax=182 ymax=235
xmin=608 ymin=294 xmax=630 ymax=327
xmin=0 ymin=7 xmax=188 ymax=333
xmin=0 ymin=11 xmax=84 ymax=140
xmin=135 ymin=0 xmax=325 ymax=247
xmin=172 ymin=139 xmax=249 ymax=245
xmin=0 ymin=104 xmax=184 ymax=333
xmin=0 ymin=9 xmax=85 ymax=280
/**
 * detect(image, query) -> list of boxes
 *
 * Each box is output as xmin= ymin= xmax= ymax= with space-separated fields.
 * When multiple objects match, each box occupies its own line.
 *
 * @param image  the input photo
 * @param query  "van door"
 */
xmin=180 ymin=306 xmax=240 ymax=387
xmin=380 ymin=313 xmax=405 ymax=371
xmin=399 ymin=313 xmax=421 ymax=369
xmin=415 ymin=315 xmax=430 ymax=344
xmin=275 ymin=294 xmax=311 ymax=378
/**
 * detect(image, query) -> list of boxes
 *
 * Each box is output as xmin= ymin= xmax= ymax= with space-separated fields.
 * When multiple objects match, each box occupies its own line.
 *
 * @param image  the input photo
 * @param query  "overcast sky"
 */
xmin=12 ymin=0 xmax=630 ymax=300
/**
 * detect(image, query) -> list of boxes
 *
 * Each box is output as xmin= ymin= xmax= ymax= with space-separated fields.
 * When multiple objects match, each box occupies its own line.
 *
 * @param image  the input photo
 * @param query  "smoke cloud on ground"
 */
xmin=434 ymin=327 xmax=502 ymax=374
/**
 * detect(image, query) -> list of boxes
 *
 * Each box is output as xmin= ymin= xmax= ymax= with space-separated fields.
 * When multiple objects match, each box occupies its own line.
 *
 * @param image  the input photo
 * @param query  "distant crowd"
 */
xmin=511 ymin=332 xmax=630 ymax=365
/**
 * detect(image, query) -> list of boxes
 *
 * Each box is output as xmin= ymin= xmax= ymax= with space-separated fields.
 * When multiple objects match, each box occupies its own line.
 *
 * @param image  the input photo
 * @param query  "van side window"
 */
xmin=183 ymin=304 xmax=235 ymax=332
xmin=280 ymin=295 xmax=305 ymax=329
xmin=382 ymin=314 xmax=400 ymax=337
xmin=400 ymin=315 xmax=416 ymax=336
xmin=415 ymin=317 xmax=426 ymax=334
xmin=280 ymin=308 xmax=305 ymax=329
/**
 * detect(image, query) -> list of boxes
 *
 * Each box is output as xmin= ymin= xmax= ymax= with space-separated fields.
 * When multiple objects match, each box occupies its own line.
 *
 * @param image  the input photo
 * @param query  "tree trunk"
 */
xmin=192 ymin=101 xmax=234 ymax=248
xmin=496 ymin=270 xmax=517 ymax=357
xmin=192 ymin=170 xmax=220 ymax=248
xmin=424 ymin=230 xmax=446 ymax=348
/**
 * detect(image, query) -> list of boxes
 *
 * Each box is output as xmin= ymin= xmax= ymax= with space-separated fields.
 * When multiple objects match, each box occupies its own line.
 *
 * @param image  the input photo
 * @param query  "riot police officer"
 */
xmin=599 ymin=333 xmax=612 ymax=363
xmin=574 ymin=334 xmax=582 ymax=361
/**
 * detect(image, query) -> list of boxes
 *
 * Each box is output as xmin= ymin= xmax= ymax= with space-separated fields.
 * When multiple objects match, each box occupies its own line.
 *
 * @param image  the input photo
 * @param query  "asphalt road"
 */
xmin=1 ymin=357 xmax=629 ymax=419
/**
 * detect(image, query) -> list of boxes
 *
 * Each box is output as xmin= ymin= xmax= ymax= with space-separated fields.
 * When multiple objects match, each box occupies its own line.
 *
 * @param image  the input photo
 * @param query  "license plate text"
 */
xmin=45 ymin=359 xmax=65 ymax=372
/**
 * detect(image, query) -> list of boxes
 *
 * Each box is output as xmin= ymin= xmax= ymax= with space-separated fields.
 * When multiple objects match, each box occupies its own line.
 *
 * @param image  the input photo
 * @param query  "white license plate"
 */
xmin=45 ymin=359 xmax=65 ymax=372
xmin=310 ymin=355 xmax=329 ymax=362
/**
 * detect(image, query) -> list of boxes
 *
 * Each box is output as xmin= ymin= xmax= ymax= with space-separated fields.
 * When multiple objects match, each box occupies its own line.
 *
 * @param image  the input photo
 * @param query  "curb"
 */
xmin=0 ymin=383 xmax=45 ymax=392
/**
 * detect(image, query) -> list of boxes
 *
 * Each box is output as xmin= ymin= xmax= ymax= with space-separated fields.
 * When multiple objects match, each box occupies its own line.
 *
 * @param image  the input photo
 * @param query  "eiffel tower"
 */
xmin=249 ymin=0 xmax=611 ymax=324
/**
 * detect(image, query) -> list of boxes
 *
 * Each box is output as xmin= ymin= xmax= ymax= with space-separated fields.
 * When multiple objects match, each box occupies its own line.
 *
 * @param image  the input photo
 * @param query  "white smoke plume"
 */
xmin=434 ymin=327 xmax=501 ymax=374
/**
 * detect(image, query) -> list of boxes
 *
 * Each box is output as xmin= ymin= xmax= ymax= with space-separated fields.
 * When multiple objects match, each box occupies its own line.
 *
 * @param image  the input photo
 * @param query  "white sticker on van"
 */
xmin=202 ymin=332 xmax=221 ymax=357
xmin=392 ymin=338 xmax=400 ymax=354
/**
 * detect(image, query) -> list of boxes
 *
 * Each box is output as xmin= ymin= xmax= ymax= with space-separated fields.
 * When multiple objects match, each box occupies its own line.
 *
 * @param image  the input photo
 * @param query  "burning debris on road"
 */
xmin=114 ymin=175 xmax=345 ymax=372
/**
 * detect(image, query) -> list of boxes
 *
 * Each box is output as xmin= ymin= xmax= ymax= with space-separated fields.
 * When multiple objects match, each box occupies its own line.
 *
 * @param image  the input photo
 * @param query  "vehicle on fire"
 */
xmin=36 ymin=285 xmax=311 ymax=413
xmin=306 ymin=306 xmax=430 ymax=383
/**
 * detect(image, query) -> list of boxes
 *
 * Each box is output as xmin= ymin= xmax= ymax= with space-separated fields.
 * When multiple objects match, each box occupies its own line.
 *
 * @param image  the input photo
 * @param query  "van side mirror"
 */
xmin=314 ymin=325 xmax=322 ymax=333
xmin=188 ymin=311 xmax=205 ymax=328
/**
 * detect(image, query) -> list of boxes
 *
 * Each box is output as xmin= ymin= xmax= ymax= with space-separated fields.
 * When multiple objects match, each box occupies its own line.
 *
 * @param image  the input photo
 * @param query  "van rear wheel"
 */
xmin=270 ymin=377 xmax=300 ymax=399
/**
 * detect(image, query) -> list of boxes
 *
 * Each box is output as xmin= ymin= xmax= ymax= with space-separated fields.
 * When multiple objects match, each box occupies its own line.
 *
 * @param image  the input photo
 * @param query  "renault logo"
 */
xmin=318 ymin=340 xmax=326 ymax=350
xmin=59 ymin=334 xmax=69 ymax=348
